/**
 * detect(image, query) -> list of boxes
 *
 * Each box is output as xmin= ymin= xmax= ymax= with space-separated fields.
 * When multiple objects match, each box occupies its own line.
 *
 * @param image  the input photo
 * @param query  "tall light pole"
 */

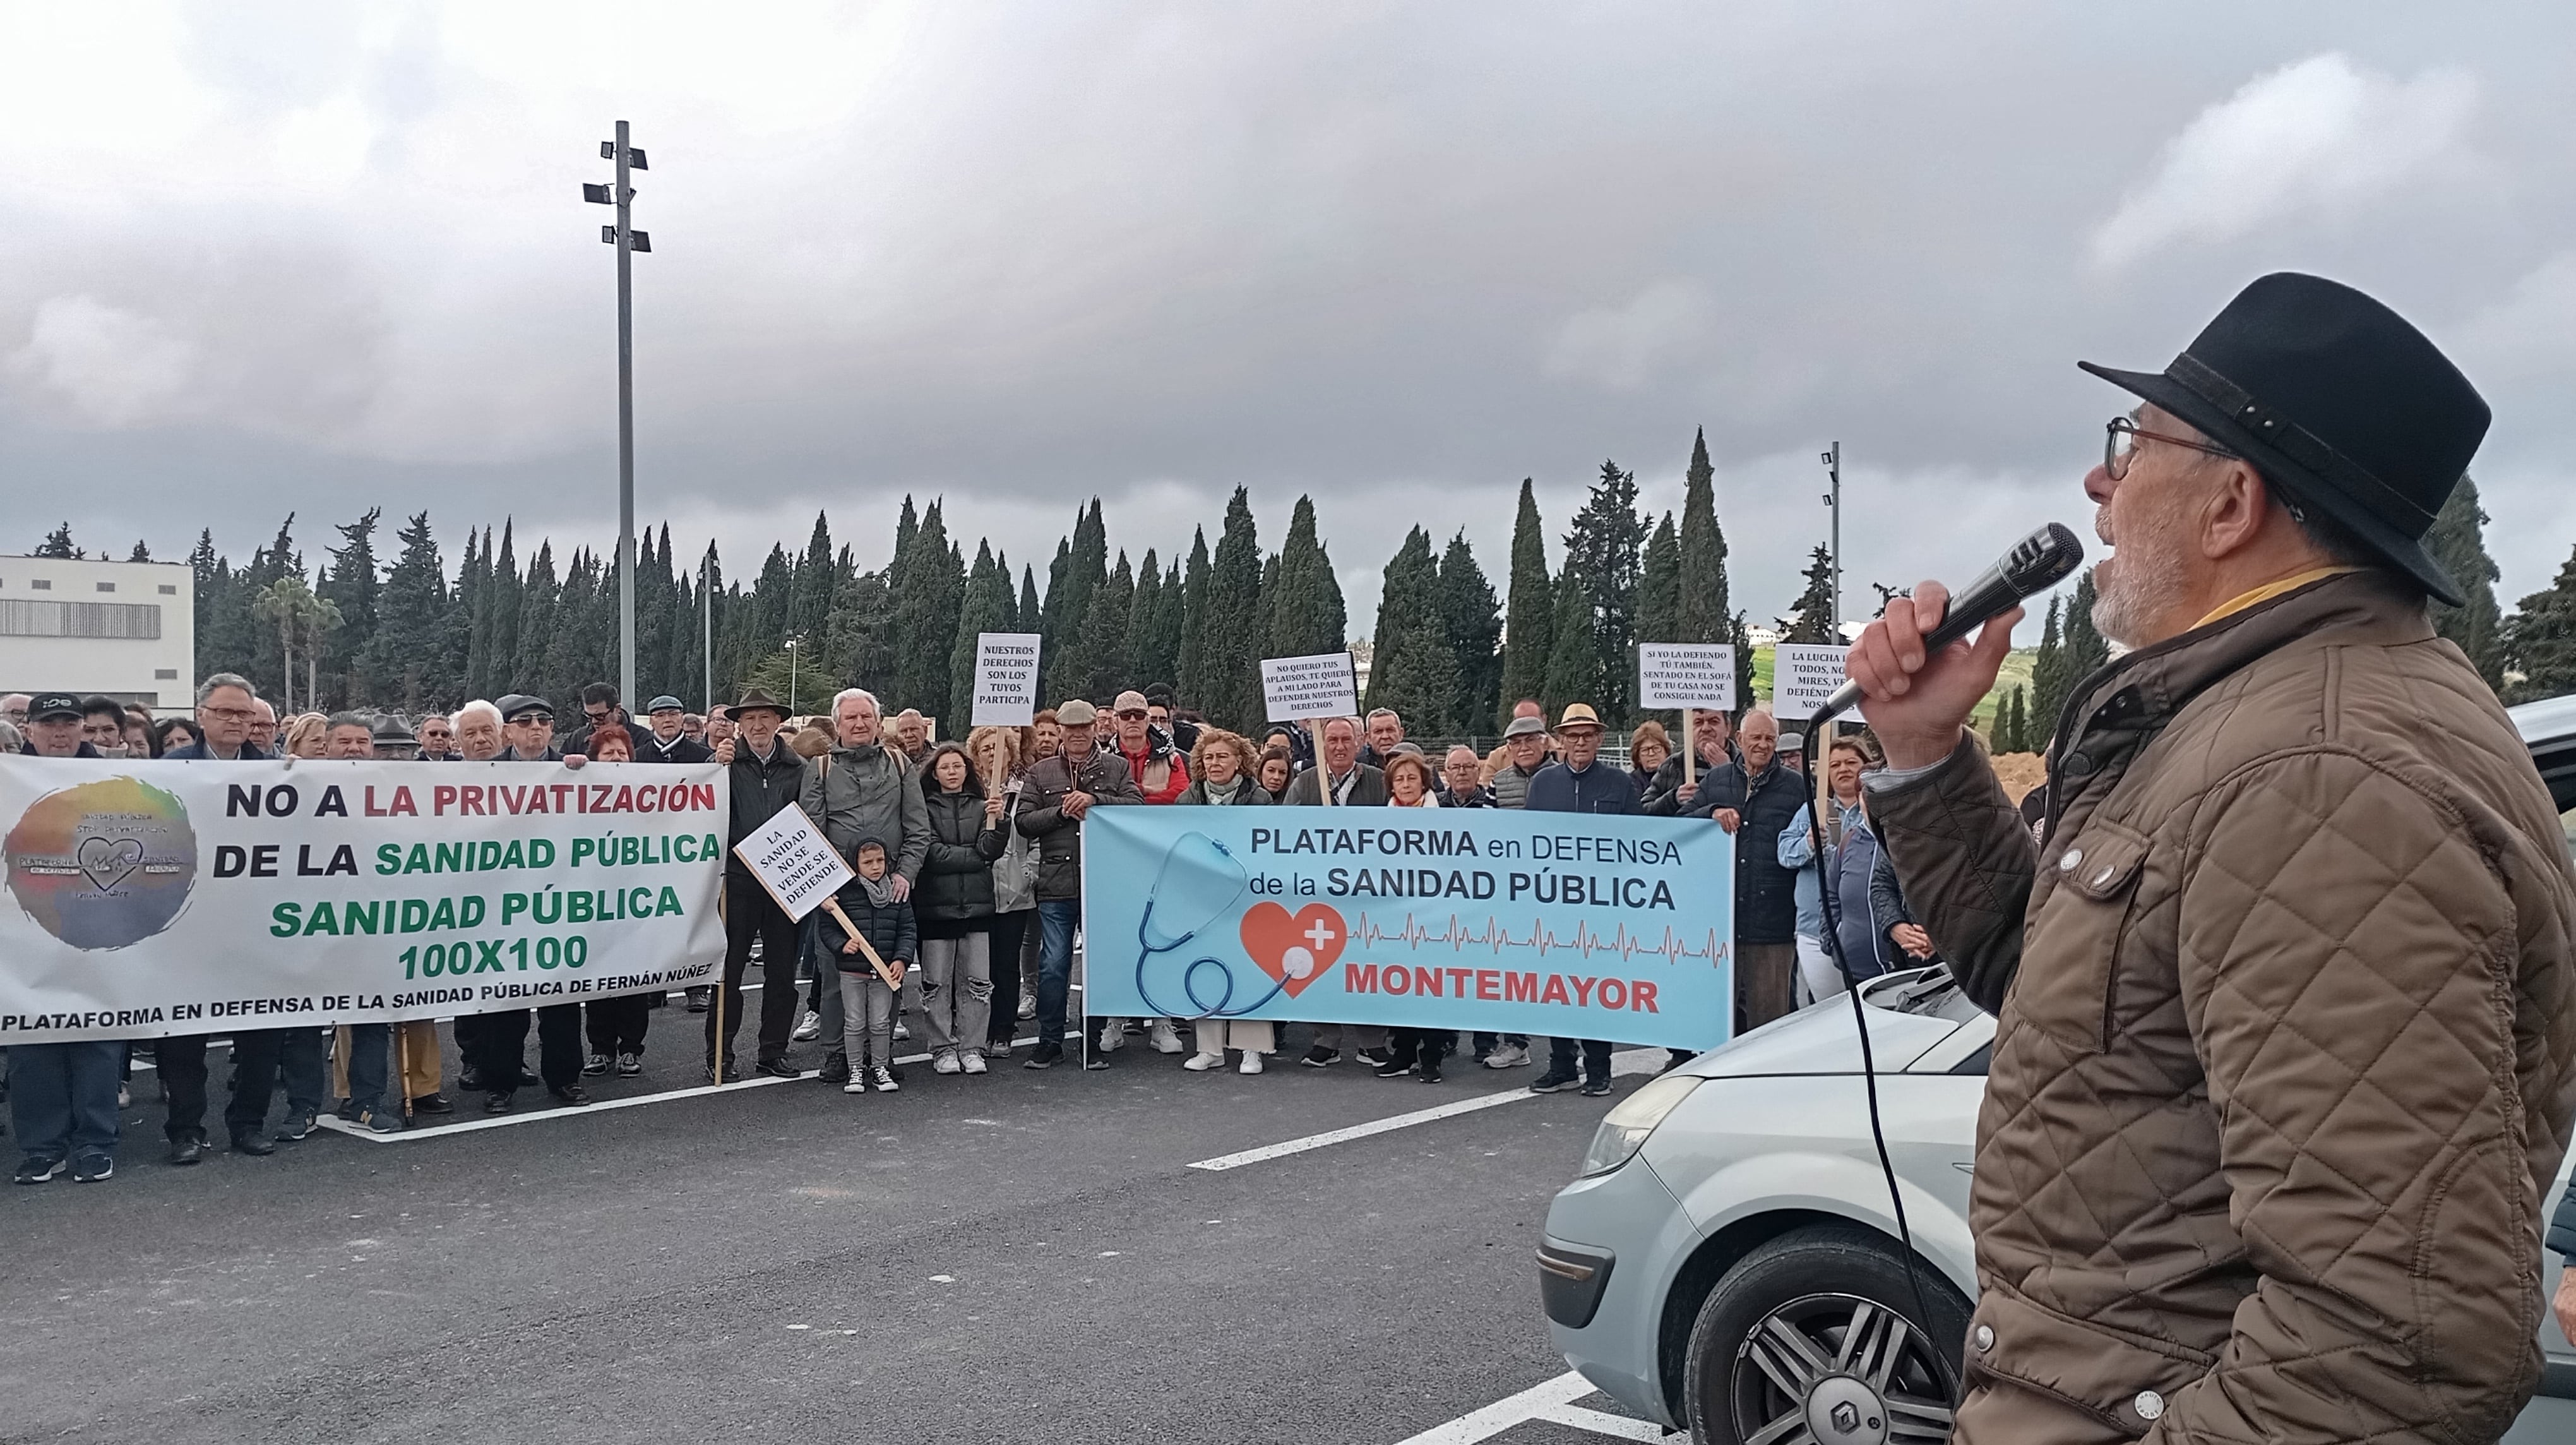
xmin=784 ymin=637 xmax=801 ymax=716
xmin=584 ymin=123 xmax=650 ymax=714
xmin=1818 ymin=441 xmax=1842 ymax=639
xmin=701 ymin=544 xmax=715 ymax=714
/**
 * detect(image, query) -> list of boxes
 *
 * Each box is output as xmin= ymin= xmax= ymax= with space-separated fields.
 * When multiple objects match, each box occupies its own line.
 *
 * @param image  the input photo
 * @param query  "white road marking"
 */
xmin=1186 ymin=1047 xmax=1668 ymax=1172
xmin=1392 ymin=1370 xmax=1680 ymax=1444
xmin=312 ymin=1036 xmax=1042 ymax=1144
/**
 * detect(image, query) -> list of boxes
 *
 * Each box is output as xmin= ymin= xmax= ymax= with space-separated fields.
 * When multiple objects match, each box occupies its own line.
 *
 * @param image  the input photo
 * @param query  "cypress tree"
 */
xmin=1045 ymin=502 xmax=1108 ymax=700
xmin=752 ymin=543 xmax=796 ymax=654
xmin=949 ymin=540 xmax=1009 ymax=728
xmin=1199 ymin=488 xmax=1266 ymax=729
xmin=1018 ymin=563 xmax=1041 ymax=639
xmin=488 ymin=524 xmax=523 ymax=697
xmin=1542 ymin=562 xmax=1602 ymax=716
xmin=1676 ymin=428 xmax=1731 ymax=646
xmin=2027 ymin=594 xmax=2069 ymax=748
xmin=892 ymin=498 xmax=919 ymax=573
xmin=1126 ymin=549 xmax=1169 ymax=687
xmin=2066 ymin=572 xmax=2110 ymax=679
xmin=1437 ymin=530 xmax=1503 ymax=738
xmin=1041 ymin=536 xmax=1073 ymax=659
xmin=1176 ymin=527 xmax=1212 ymax=707
xmin=790 ymin=511 xmax=835 ymax=642
xmin=1637 ymin=512 xmax=1679 ymax=649
xmin=2507 ymin=545 xmax=2576 ymax=704
xmin=1364 ymin=527 xmax=1457 ymax=733
xmin=891 ymin=500 xmax=962 ymax=714
xmin=511 ymin=538 xmax=556 ymax=693
xmin=1784 ymin=544 xmax=1838 ymax=644
xmin=2012 ymin=687 xmax=2029 ymax=753
xmin=1075 ymin=551 xmax=1135 ymax=702
xmin=1565 ymin=460 xmax=1647 ymax=722
xmin=318 ymin=508 xmax=381 ymax=706
xmin=2426 ymin=474 xmax=2505 ymax=692
xmin=1267 ymin=496 xmax=1346 ymax=661
xmin=821 ymin=565 xmax=897 ymax=701
xmin=461 ymin=528 xmax=495 ymax=701
xmin=1497 ymin=479 xmax=1553 ymax=726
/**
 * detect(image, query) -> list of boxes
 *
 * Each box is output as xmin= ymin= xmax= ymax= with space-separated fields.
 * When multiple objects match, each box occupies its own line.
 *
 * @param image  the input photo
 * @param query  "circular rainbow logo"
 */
xmin=5 ymin=777 xmax=198 ymax=950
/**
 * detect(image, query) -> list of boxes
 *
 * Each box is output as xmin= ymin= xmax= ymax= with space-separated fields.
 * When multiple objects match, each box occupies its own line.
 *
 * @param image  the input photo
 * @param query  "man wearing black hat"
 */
xmin=1848 ymin=274 xmax=2576 ymax=1442
xmin=708 ymin=689 xmax=810 ymax=1081
xmin=466 ymin=694 xmax=592 ymax=1113
xmin=7 ymin=694 xmax=125 ymax=1184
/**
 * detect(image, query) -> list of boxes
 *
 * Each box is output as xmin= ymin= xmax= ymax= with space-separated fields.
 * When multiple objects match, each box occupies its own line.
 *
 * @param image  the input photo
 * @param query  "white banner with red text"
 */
xmin=0 ymin=756 xmax=727 ymax=1043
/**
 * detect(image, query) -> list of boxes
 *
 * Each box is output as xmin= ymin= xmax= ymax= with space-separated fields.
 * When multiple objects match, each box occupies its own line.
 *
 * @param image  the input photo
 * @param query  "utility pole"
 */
xmin=702 ymin=545 xmax=714 ymax=714
xmin=585 ymin=123 xmax=650 ymax=715
xmin=1818 ymin=441 xmax=1842 ymax=639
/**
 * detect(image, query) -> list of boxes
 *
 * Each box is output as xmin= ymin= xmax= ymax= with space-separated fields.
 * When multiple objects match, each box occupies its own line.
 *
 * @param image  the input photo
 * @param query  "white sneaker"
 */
xmin=1183 ymin=1051 xmax=1224 ymax=1072
xmin=1148 ymin=1019 xmax=1185 ymax=1054
xmin=791 ymin=1010 xmax=821 ymax=1042
xmin=1096 ymin=1021 xmax=1126 ymax=1053
xmin=1017 ymin=996 xmax=1037 ymax=1020
xmin=961 ymin=1052 xmax=987 ymax=1075
xmin=933 ymin=1050 xmax=962 ymax=1076
xmin=1484 ymin=1043 xmax=1530 ymax=1069
xmin=893 ymin=1021 xmax=910 ymax=1041
xmin=1239 ymin=1051 xmax=1265 ymax=1076
xmin=842 ymin=1080 xmax=868 ymax=1095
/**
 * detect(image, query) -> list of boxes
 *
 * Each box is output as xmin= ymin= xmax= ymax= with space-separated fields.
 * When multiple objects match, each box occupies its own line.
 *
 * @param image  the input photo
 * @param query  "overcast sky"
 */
xmin=5 ymin=3 xmax=2573 ymax=641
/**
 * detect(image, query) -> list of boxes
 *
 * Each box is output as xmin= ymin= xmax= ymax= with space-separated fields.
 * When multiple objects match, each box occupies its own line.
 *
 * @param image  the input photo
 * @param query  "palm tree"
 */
xmin=253 ymin=577 xmax=343 ymax=714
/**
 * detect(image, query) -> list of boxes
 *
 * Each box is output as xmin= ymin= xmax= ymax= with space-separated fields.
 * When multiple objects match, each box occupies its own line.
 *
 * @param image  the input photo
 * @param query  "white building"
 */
xmin=0 ymin=556 xmax=196 ymax=712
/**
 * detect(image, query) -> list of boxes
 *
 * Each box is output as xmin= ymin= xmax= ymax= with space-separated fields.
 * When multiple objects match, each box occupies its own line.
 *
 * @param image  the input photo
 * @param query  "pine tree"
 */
xmin=318 ymin=508 xmax=382 ymax=707
xmin=1364 ymin=527 xmax=1458 ymax=733
xmin=1783 ymin=544 xmax=1838 ymax=644
xmin=1176 ymin=527 xmax=1213 ymax=707
xmin=1565 ymin=460 xmax=1648 ymax=724
xmin=820 ymin=565 xmax=897 ymax=702
xmin=2027 ymin=594 xmax=2069 ymax=749
xmin=2426 ymin=475 xmax=2505 ymax=692
xmin=2066 ymin=572 xmax=2110 ymax=678
xmin=1199 ymin=488 xmax=1266 ymax=729
xmin=1497 ymin=479 xmax=1553 ymax=726
xmin=1637 ymin=513 xmax=1679 ymax=649
xmin=1268 ymin=496 xmax=1346 ymax=660
xmin=949 ymin=540 xmax=1010 ymax=728
xmin=1437 ymin=531 xmax=1503 ymax=738
xmin=2507 ymin=545 xmax=2576 ymax=704
xmin=1542 ymin=563 xmax=1602 ymax=716
xmin=369 ymin=512 xmax=450 ymax=709
xmin=35 ymin=522 xmax=78 ymax=558
xmin=129 ymin=539 xmax=152 ymax=563
xmin=1676 ymin=428 xmax=1731 ymax=646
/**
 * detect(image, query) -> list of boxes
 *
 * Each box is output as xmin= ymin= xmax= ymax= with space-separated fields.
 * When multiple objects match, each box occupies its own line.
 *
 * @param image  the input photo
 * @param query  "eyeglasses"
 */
xmin=201 ymin=706 xmax=256 ymax=722
xmin=2104 ymin=416 xmax=2236 ymax=481
xmin=1117 ymin=709 xmax=1148 ymax=721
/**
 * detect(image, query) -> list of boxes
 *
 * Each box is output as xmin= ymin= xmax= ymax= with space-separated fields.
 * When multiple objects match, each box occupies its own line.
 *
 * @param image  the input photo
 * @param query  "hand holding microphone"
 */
xmin=1839 ymin=522 xmax=2084 ymax=770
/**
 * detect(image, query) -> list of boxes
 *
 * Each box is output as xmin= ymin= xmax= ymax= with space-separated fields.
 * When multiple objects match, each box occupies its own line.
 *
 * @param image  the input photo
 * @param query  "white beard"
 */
xmin=2089 ymin=502 xmax=2193 ymax=649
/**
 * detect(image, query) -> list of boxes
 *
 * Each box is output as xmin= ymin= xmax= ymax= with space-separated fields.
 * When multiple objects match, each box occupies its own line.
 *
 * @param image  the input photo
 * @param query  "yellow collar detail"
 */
xmin=2190 ymin=566 xmax=2358 ymax=632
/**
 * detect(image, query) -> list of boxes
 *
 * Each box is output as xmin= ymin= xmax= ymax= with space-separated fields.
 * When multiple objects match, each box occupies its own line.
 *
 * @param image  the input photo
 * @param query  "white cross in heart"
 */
xmin=1303 ymin=917 xmax=1337 ymax=952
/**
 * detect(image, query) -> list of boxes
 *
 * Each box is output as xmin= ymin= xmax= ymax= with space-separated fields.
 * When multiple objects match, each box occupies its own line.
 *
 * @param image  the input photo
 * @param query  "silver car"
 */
xmin=1539 ymin=696 xmax=2576 ymax=1445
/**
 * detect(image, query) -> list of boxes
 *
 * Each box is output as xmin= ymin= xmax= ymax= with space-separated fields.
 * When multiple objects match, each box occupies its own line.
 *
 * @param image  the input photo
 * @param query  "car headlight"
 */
xmin=1577 ymin=1073 xmax=1702 ymax=1178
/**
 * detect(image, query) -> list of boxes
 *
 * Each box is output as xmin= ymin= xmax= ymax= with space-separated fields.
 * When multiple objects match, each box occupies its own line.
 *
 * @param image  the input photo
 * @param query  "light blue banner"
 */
xmin=1081 ymin=804 xmax=1734 ymax=1051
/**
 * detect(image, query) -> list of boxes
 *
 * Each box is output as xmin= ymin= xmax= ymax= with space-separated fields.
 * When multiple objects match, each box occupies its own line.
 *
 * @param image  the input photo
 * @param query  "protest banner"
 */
xmin=0 ymin=756 xmax=726 ymax=1044
xmin=970 ymin=632 xmax=1043 ymax=726
xmin=1261 ymin=651 xmax=1361 ymax=806
xmin=1080 ymin=805 xmax=1735 ymax=1052
xmin=1638 ymin=642 xmax=1736 ymax=782
xmin=1771 ymin=643 xmax=1846 ymax=723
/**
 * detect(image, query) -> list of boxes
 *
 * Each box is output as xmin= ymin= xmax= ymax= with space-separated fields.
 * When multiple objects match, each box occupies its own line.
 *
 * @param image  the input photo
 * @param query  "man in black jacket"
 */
xmin=1642 ymin=707 xmax=1736 ymax=816
xmin=636 ymin=695 xmax=713 ymax=764
xmin=1014 ymin=699 xmax=1138 ymax=1069
xmin=1524 ymin=704 xmax=1637 ymax=1097
xmin=7 ymin=694 xmax=125 ymax=1184
xmin=468 ymin=695 xmax=593 ymax=1113
xmin=709 ymin=689 xmax=810 ymax=1080
xmin=1684 ymin=709 xmax=1804 ymax=1031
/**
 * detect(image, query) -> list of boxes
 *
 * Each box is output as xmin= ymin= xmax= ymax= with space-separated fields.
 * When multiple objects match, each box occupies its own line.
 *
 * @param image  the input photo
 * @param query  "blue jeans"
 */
xmin=1035 ymin=899 xmax=1081 ymax=1048
xmin=8 ymin=1041 xmax=122 ymax=1164
xmin=342 ymin=1022 xmax=391 ymax=1115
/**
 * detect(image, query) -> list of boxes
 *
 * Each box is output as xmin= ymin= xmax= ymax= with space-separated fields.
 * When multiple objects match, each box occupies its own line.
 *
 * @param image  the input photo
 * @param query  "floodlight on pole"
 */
xmin=1819 ymin=441 xmax=1842 ymax=637
xmin=585 ymin=121 xmax=649 ymax=716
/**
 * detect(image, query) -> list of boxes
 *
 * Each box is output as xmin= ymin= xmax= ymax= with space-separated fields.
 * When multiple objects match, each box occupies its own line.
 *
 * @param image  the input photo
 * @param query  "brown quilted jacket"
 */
xmin=1873 ymin=572 xmax=2576 ymax=1442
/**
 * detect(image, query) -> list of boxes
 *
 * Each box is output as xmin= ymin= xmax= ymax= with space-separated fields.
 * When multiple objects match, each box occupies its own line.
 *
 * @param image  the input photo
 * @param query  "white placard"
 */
xmin=731 ymin=802 xmax=854 ymax=922
xmin=1637 ymin=643 xmax=1737 ymax=711
xmin=1260 ymin=652 xmax=1360 ymax=723
xmin=970 ymin=632 xmax=1043 ymax=727
xmin=1772 ymin=643 xmax=1848 ymax=722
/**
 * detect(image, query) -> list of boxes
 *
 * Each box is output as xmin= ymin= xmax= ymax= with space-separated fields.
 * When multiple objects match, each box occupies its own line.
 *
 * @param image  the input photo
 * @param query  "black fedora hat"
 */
xmin=2079 ymin=272 xmax=2488 ymax=608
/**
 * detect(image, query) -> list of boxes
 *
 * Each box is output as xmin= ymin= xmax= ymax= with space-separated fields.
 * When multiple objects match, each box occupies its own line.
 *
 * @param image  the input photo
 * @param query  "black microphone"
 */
xmin=1815 ymin=522 xmax=2085 ymax=721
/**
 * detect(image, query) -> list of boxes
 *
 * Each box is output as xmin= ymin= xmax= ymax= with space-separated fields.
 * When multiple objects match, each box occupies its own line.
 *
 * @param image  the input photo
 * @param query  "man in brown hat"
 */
xmin=708 ymin=689 xmax=813 ymax=1081
xmin=1847 ymin=273 xmax=2575 ymax=1442
xmin=1523 ymin=703 xmax=1637 ymax=1097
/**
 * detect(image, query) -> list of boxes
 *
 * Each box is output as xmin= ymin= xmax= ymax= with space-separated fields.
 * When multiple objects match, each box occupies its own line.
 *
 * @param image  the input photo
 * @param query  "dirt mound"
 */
xmin=1990 ymin=751 xmax=2046 ymax=804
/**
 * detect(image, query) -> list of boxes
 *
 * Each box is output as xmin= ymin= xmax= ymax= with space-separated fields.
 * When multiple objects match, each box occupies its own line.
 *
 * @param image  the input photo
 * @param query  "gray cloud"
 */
xmin=4 ymin=2 xmax=2573 ymax=640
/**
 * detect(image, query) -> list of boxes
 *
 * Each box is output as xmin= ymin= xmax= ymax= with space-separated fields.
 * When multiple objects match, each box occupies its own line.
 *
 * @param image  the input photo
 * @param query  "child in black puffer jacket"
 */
xmin=817 ymin=837 xmax=917 ymax=1094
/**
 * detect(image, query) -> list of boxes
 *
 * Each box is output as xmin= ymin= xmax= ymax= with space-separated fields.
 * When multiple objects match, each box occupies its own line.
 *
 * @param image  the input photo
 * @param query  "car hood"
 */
xmin=1676 ymin=973 xmax=1967 ymax=1079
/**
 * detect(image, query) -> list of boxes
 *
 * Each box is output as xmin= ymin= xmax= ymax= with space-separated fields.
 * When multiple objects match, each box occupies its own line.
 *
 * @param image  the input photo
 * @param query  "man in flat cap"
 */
xmin=1847 ymin=273 xmax=2576 ymax=1442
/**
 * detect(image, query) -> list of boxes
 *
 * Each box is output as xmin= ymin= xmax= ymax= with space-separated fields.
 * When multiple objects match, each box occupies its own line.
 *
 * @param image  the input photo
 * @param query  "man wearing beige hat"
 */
xmin=1013 ymin=699 xmax=1139 ymax=1070
xmin=1524 ymin=703 xmax=1638 ymax=1097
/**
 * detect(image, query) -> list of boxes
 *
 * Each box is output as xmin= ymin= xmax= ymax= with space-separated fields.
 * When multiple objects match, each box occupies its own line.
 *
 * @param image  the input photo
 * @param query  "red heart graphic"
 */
xmin=1239 ymin=901 xmax=1348 ymax=999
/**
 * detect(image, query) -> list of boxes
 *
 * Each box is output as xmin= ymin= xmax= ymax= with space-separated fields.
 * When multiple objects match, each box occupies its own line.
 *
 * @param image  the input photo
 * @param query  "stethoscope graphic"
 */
xmin=1131 ymin=832 xmax=1287 ymax=1019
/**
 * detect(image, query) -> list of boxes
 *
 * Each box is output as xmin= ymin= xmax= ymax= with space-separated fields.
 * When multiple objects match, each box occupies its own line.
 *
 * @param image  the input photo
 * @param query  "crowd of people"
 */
xmin=1 ymin=671 xmax=1930 ymax=1187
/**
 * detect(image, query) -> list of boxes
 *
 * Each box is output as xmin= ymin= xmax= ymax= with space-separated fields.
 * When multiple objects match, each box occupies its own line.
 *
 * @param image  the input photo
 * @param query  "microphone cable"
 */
xmin=1798 ymin=709 xmax=1940 ymax=1358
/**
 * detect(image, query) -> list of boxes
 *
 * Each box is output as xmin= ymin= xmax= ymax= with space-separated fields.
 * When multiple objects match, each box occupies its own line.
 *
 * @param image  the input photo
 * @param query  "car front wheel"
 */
xmin=1681 ymin=1224 xmax=1969 ymax=1445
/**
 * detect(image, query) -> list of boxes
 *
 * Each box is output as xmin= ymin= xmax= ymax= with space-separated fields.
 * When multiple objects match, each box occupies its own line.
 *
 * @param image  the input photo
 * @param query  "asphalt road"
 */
xmin=1 ymin=1000 xmax=1666 ymax=1444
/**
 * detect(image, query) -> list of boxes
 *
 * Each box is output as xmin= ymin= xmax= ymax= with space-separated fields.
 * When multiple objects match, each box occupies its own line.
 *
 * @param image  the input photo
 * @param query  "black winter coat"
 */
xmin=818 ymin=884 xmax=919 ymax=974
xmin=1686 ymin=760 xmax=1805 ymax=944
xmin=724 ymin=738 xmax=811 ymax=875
xmin=917 ymin=786 xmax=1006 ymax=926
xmin=1016 ymin=746 xmax=1140 ymax=901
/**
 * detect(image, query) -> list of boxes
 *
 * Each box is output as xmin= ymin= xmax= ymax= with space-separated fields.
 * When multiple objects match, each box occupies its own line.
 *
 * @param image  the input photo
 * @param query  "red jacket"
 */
xmin=1119 ymin=738 xmax=1190 ymax=805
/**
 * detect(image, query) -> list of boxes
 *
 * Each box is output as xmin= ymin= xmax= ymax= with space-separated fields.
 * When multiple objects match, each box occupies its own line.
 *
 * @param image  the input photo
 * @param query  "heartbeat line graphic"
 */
xmin=1349 ymin=913 xmax=1727 ymax=968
